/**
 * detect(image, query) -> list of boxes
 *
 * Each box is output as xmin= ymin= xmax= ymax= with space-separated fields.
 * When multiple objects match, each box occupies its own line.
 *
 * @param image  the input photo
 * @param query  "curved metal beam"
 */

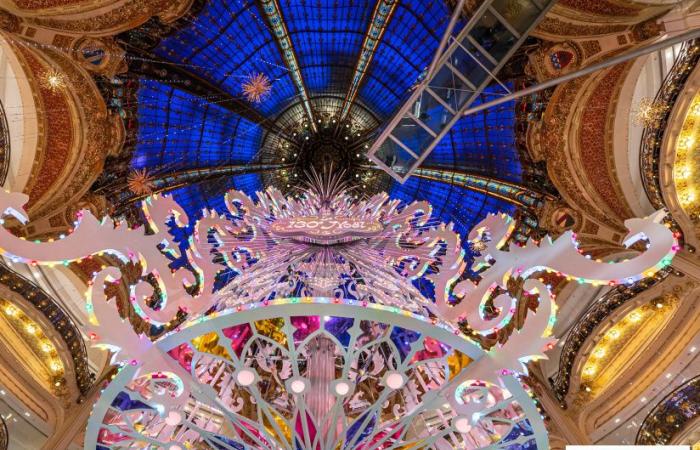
xmin=257 ymin=0 xmax=317 ymax=130
xmin=412 ymin=167 xmax=549 ymax=209
xmin=339 ymin=0 xmax=399 ymax=121
xmin=125 ymin=48 xmax=294 ymax=141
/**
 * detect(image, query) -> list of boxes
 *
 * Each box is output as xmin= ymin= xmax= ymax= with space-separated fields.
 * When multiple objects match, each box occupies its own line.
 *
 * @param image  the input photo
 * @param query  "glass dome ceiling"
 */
xmin=121 ymin=0 xmax=539 ymax=244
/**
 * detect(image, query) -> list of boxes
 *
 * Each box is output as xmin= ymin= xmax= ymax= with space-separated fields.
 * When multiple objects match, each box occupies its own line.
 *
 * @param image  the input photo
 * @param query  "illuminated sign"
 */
xmin=270 ymin=215 xmax=383 ymax=245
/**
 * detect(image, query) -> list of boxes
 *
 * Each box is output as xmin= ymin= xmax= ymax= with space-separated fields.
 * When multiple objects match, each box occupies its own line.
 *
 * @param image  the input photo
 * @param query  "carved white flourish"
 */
xmin=0 ymin=187 xmax=676 ymax=341
xmin=0 ymin=187 xmax=677 ymax=432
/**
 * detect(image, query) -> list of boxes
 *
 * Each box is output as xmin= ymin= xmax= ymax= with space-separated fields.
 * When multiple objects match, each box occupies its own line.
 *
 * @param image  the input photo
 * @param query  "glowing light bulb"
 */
xmin=290 ymin=379 xmax=306 ymax=394
xmin=236 ymin=369 xmax=255 ymax=387
xmin=385 ymin=371 xmax=405 ymax=390
xmin=49 ymin=360 xmax=62 ymax=373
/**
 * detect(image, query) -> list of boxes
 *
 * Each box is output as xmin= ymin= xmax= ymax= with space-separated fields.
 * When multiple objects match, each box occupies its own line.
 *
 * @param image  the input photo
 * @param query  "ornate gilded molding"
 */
xmin=548 ymin=266 xmax=674 ymax=406
xmin=339 ymin=0 xmax=398 ymax=121
xmin=637 ymin=374 xmax=700 ymax=444
xmin=11 ymin=0 xmax=194 ymax=36
xmin=7 ymin=37 xmax=124 ymax=231
xmin=0 ymin=262 xmax=93 ymax=395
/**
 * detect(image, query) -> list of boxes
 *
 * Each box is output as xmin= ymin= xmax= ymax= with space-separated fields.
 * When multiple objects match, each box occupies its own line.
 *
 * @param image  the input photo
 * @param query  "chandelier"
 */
xmin=0 ymin=179 xmax=677 ymax=449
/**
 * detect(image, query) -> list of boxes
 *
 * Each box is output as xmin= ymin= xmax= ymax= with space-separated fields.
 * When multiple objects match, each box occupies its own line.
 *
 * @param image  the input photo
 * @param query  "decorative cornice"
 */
xmin=636 ymin=374 xmax=700 ymax=444
xmin=549 ymin=266 xmax=674 ymax=406
xmin=0 ymin=262 xmax=93 ymax=395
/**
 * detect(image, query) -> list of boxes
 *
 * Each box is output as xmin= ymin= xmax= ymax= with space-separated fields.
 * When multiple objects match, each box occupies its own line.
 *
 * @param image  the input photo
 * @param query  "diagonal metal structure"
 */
xmin=338 ymin=0 xmax=399 ymax=122
xmin=367 ymin=0 xmax=555 ymax=182
xmin=258 ymin=0 xmax=317 ymax=130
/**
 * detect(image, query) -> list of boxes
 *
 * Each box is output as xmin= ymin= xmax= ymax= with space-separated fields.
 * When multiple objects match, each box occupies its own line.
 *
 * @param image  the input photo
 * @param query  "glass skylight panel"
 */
xmin=367 ymin=0 xmax=554 ymax=182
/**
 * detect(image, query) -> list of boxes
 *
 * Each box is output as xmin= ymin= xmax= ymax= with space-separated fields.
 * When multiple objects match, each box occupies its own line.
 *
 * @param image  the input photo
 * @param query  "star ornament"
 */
xmin=40 ymin=69 xmax=67 ymax=92
xmin=127 ymin=169 xmax=155 ymax=196
xmin=241 ymin=72 xmax=272 ymax=103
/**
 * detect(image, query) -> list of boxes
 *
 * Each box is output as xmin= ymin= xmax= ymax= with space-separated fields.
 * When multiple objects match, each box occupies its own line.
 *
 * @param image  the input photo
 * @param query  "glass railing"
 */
xmin=367 ymin=0 xmax=554 ymax=182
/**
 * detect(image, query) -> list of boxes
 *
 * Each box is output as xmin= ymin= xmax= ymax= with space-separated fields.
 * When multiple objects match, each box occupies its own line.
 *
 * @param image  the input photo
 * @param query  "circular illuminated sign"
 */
xmin=270 ymin=215 xmax=382 ymax=245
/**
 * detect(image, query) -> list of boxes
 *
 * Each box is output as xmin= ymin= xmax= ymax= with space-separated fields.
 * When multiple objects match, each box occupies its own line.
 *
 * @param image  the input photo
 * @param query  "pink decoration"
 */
xmin=222 ymin=323 xmax=253 ymax=357
xmin=291 ymin=316 xmax=320 ymax=342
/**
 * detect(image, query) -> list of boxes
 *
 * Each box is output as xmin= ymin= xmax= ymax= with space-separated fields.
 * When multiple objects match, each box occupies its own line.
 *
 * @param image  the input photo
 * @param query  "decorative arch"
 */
xmin=0 ymin=32 xmax=37 ymax=193
xmin=0 ymin=34 xmax=124 ymax=236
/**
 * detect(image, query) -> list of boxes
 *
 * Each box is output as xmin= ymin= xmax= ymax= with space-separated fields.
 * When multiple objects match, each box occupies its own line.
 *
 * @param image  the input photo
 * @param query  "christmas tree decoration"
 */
xmin=127 ymin=168 xmax=155 ymax=195
xmin=0 ymin=181 xmax=676 ymax=449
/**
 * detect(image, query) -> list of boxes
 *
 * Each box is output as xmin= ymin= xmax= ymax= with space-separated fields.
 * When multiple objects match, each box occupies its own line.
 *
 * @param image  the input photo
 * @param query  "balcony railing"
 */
xmin=0 ymin=100 xmax=9 ymax=186
xmin=0 ymin=414 xmax=7 ymax=450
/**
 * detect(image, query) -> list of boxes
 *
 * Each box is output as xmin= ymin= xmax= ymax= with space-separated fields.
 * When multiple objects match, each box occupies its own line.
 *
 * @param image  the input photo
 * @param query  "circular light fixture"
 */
xmin=165 ymin=411 xmax=183 ymax=426
xmin=236 ymin=369 xmax=256 ymax=387
xmin=384 ymin=371 xmax=405 ymax=390
xmin=290 ymin=379 xmax=306 ymax=394
xmin=332 ymin=380 xmax=353 ymax=397
xmin=453 ymin=416 xmax=471 ymax=433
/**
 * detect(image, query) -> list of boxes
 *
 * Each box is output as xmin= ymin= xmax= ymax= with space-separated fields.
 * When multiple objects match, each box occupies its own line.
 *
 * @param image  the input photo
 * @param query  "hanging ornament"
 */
xmin=241 ymin=72 xmax=272 ymax=103
xmin=633 ymin=97 xmax=666 ymax=128
xmin=40 ymin=69 xmax=66 ymax=92
xmin=127 ymin=168 xmax=155 ymax=195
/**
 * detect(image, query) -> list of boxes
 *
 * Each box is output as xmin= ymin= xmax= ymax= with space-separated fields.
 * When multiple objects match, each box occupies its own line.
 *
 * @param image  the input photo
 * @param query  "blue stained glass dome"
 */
xmin=128 ymin=0 xmax=532 ymax=242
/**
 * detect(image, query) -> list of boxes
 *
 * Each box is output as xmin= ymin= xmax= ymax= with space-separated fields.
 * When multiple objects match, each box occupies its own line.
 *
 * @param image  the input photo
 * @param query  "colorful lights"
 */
xmin=580 ymin=297 xmax=677 ymax=396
